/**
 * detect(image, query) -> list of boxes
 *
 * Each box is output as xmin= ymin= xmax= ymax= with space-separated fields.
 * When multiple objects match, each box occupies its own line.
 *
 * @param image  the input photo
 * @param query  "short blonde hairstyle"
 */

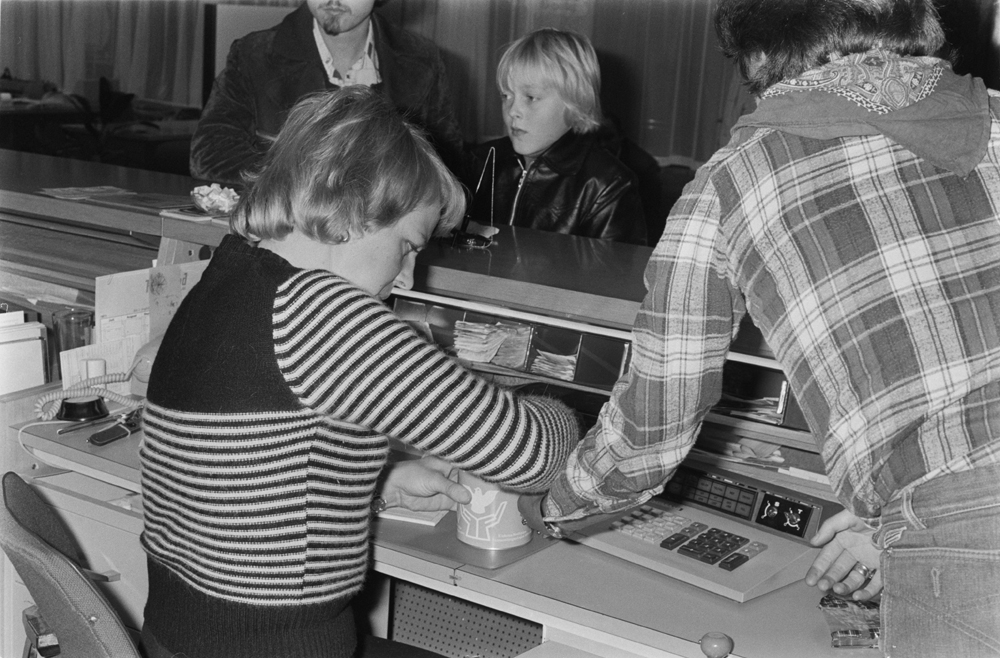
xmin=497 ymin=28 xmax=602 ymax=134
xmin=233 ymin=87 xmax=466 ymax=242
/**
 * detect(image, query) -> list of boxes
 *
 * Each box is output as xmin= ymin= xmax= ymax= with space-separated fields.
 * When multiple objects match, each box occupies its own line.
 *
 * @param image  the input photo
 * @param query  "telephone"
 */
xmin=34 ymin=335 xmax=163 ymax=421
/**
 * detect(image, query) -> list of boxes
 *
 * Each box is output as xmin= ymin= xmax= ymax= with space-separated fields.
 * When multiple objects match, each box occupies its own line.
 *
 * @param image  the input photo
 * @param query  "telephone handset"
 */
xmin=34 ymin=335 xmax=163 ymax=421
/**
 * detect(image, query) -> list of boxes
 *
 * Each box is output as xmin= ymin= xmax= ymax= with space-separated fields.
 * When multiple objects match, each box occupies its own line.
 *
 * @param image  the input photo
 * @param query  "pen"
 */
xmin=57 ymin=407 xmax=142 ymax=435
xmin=57 ymin=415 xmax=117 ymax=435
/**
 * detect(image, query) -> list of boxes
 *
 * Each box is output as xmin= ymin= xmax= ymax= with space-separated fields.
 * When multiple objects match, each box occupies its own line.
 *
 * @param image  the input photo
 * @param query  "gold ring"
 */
xmin=853 ymin=563 xmax=874 ymax=580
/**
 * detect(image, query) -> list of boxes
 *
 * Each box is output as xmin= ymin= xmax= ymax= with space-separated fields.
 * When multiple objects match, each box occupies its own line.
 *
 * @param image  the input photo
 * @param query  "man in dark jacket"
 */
xmin=190 ymin=0 xmax=464 ymax=186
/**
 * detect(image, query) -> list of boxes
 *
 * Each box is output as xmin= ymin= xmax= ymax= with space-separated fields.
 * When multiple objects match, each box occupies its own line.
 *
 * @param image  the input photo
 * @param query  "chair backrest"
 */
xmin=0 ymin=472 xmax=141 ymax=658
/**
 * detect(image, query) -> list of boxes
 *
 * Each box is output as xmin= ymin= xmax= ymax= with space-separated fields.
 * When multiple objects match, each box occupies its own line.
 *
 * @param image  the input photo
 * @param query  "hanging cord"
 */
xmin=477 ymin=145 xmax=496 ymax=232
xmin=455 ymin=146 xmax=497 ymax=249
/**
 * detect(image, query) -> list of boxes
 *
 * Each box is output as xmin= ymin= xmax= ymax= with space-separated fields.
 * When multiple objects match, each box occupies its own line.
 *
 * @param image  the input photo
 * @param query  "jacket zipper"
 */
xmin=508 ymin=160 xmax=530 ymax=225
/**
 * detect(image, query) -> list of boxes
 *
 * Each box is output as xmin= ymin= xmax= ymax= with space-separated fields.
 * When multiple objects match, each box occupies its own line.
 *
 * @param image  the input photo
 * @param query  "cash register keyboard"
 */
xmin=612 ymin=506 xmax=768 ymax=570
xmin=570 ymin=465 xmax=835 ymax=603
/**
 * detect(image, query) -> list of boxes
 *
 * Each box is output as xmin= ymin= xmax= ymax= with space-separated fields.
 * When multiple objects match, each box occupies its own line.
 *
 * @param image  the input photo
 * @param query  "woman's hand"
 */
xmin=805 ymin=509 xmax=882 ymax=600
xmin=379 ymin=456 xmax=471 ymax=512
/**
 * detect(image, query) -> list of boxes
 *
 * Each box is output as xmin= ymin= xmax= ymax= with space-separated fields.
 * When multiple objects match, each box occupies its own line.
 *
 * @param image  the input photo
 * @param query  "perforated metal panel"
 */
xmin=390 ymin=580 xmax=543 ymax=658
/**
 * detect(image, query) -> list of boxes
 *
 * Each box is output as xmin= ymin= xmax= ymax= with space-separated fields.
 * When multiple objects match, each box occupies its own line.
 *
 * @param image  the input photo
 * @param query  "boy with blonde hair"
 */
xmin=465 ymin=28 xmax=647 ymax=244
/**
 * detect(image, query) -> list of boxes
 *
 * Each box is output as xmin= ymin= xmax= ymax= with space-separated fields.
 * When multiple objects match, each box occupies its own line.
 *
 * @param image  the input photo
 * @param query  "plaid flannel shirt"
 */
xmin=545 ymin=58 xmax=1000 ymax=523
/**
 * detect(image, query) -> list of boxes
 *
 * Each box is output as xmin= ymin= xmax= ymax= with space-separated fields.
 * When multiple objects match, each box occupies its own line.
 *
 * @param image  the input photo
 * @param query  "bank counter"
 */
xmin=1 ymin=150 xmax=850 ymax=658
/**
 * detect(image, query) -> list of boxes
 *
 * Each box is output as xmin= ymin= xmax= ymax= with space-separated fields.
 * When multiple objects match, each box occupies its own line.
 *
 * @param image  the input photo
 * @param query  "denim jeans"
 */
xmin=878 ymin=463 xmax=1000 ymax=658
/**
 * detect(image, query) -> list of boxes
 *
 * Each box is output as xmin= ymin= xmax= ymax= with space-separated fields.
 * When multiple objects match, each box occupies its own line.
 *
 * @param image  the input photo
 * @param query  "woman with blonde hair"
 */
xmin=140 ymin=86 xmax=580 ymax=658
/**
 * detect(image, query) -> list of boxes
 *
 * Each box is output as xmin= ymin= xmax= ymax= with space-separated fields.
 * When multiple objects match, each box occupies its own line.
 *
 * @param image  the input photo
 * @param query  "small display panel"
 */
xmin=661 ymin=468 xmax=758 ymax=521
xmin=753 ymin=492 xmax=813 ymax=539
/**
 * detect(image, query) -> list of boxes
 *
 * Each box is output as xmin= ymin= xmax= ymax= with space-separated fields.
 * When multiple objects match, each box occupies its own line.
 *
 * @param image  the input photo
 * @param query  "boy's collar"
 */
xmin=516 ymin=130 xmax=593 ymax=175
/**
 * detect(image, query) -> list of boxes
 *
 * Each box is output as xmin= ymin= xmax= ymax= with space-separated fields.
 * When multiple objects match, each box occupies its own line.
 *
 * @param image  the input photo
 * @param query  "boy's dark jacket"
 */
xmin=465 ymin=130 xmax=649 ymax=245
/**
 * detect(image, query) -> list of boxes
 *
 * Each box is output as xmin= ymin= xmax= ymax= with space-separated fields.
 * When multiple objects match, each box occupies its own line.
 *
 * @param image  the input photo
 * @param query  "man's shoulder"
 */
xmin=231 ymin=27 xmax=279 ymax=52
xmin=227 ymin=20 xmax=284 ymax=64
xmin=228 ymin=5 xmax=310 ymax=60
xmin=372 ymin=13 xmax=443 ymax=61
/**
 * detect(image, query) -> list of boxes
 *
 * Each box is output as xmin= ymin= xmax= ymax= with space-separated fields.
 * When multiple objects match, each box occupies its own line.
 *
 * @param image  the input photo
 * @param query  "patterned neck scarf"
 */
xmin=762 ymin=48 xmax=945 ymax=114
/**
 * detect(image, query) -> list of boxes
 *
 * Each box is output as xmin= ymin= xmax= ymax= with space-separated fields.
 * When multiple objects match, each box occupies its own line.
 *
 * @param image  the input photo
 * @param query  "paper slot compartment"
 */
xmin=574 ymin=334 xmax=629 ymax=389
xmin=715 ymin=361 xmax=784 ymax=426
xmin=393 ymin=298 xmax=533 ymax=370
xmin=528 ymin=326 xmax=581 ymax=383
xmin=715 ymin=360 xmax=808 ymax=430
xmin=455 ymin=311 xmax=533 ymax=370
xmin=395 ymin=299 xmax=462 ymax=349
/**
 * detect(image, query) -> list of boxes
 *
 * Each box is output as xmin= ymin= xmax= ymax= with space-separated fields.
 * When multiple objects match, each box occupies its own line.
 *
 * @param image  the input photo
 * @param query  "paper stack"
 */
xmin=453 ymin=321 xmax=531 ymax=369
xmin=492 ymin=324 xmax=531 ymax=369
xmin=530 ymin=349 xmax=577 ymax=382
xmin=454 ymin=321 xmax=512 ymax=363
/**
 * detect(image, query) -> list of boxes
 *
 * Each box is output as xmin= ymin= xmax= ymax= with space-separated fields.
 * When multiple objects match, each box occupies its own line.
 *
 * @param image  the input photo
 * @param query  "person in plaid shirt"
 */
xmin=520 ymin=1 xmax=1000 ymax=654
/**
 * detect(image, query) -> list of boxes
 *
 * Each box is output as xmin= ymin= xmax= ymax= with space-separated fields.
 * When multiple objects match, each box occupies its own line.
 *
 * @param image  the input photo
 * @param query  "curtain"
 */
xmin=112 ymin=0 xmax=204 ymax=106
xmin=0 ymin=0 xmax=204 ymax=108
xmin=0 ymin=0 xmax=745 ymax=165
xmin=1 ymin=1 xmax=92 ymax=98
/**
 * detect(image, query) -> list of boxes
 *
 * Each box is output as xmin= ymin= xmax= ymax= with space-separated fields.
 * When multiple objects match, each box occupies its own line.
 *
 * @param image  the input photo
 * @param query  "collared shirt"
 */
xmin=312 ymin=18 xmax=380 ymax=87
xmin=544 ymin=54 xmax=1000 ymax=524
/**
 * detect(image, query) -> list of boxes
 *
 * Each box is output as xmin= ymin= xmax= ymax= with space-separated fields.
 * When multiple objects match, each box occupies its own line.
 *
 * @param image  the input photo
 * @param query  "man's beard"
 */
xmin=317 ymin=3 xmax=363 ymax=36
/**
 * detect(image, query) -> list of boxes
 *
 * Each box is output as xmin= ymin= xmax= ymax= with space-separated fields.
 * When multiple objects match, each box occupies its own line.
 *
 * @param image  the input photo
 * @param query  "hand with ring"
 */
xmin=852 ymin=563 xmax=874 ymax=582
xmin=804 ymin=509 xmax=883 ymax=600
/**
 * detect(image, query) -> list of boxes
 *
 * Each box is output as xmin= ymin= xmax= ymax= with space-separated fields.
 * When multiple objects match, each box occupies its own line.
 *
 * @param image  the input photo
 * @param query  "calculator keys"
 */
xmin=719 ymin=553 xmax=749 ymax=570
xmin=610 ymin=508 xmax=765 ymax=571
xmin=660 ymin=533 xmax=689 ymax=550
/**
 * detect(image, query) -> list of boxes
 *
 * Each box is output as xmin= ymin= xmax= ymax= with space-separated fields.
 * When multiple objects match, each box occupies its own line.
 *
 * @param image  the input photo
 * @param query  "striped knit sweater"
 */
xmin=140 ymin=235 xmax=579 ymax=658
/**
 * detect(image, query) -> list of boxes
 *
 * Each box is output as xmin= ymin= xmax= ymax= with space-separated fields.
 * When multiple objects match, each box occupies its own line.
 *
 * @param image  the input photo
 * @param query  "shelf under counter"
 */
xmin=392 ymin=288 xmax=633 ymax=396
xmin=392 ymin=286 xmax=820 ymax=459
xmin=702 ymin=412 xmax=815 ymax=453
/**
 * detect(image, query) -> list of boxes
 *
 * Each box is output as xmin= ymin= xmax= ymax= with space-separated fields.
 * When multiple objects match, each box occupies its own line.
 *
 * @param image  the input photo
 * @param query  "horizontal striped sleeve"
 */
xmin=274 ymin=270 xmax=579 ymax=491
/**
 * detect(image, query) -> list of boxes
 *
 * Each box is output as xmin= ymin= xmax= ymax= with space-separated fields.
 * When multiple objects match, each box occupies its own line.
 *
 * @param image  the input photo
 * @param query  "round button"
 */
xmin=699 ymin=632 xmax=734 ymax=658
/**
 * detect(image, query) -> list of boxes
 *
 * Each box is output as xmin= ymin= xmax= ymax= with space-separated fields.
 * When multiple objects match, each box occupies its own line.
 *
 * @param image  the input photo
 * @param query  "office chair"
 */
xmin=0 ymin=471 xmax=141 ymax=658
